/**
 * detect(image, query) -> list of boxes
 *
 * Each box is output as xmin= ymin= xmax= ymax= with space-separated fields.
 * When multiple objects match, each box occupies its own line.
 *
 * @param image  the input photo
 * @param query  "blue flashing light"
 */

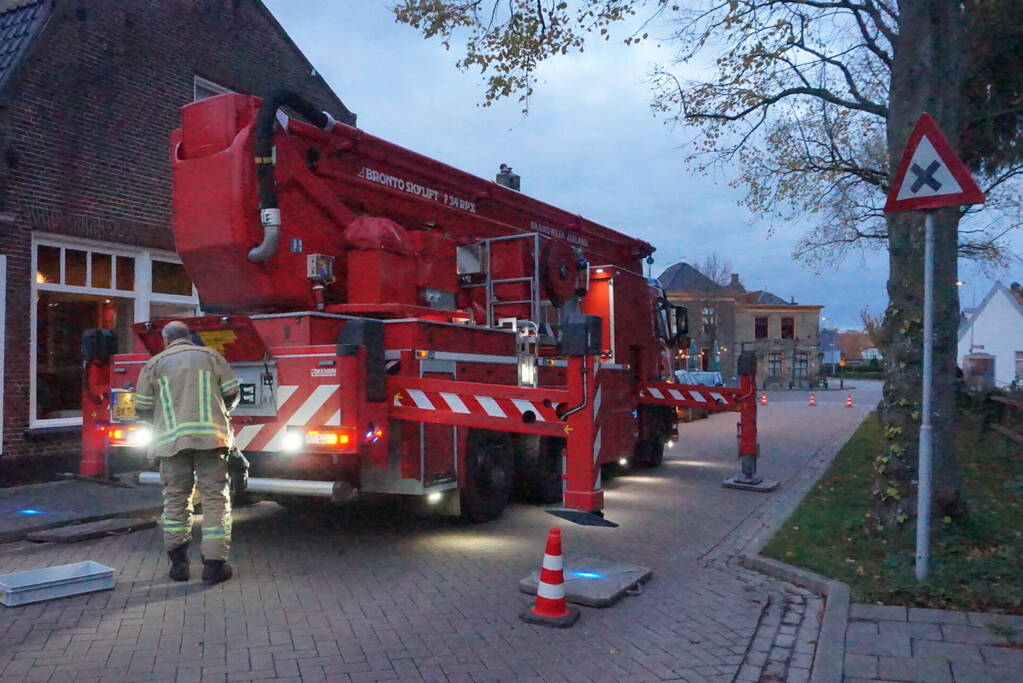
xmin=19 ymin=509 xmax=43 ymax=516
xmin=571 ymin=570 xmax=604 ymax=579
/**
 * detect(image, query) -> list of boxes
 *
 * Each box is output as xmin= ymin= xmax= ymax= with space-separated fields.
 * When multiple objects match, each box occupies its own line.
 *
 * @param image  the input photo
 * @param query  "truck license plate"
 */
xmin=113 ymin=392 xmax=136 ymax=421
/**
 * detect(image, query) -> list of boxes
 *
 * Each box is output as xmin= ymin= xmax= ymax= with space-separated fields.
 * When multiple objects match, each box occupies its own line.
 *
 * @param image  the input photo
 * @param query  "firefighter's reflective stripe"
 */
xmin=198 ymin=369 xmax=212 ymax=424
xmin=158 ymin=377 xmax=177 ymax=428
xmin=153 ymin=422 xmax=232 ymax=448
xmin=220 ymin=377 xmax=240 ymax=395
xmin=135 ymin=392 xmax=154 ymax=409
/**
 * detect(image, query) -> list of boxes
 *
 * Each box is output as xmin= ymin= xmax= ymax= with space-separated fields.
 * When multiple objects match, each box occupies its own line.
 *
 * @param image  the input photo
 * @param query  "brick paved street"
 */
xmin=845 ymin=604 xmax=1023 ymax=682
xmin=0 ymin=384 xmax=879 ymax=683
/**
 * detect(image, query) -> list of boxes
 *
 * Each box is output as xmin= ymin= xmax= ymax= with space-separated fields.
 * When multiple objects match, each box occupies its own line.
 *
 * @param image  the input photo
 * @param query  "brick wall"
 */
xmin=0 ymin=0 xmax=350 ymax=479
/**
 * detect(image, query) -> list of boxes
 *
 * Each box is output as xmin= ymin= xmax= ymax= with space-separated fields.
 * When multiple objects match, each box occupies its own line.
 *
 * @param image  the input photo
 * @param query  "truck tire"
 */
xmin=513 ymin=435 xmax=563 ymax=504
xmin=631 ymin=438 xmax=665 ymax=468
xmin=461 ymin=430 xmax=514 ymax=522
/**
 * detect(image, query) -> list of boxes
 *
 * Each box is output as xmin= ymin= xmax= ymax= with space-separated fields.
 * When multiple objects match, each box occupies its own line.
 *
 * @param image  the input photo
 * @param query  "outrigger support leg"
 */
xmin=545 ymin=316 xmax=619 ymax=528
xmin=722 ymin=353 xmax=779 ymax=492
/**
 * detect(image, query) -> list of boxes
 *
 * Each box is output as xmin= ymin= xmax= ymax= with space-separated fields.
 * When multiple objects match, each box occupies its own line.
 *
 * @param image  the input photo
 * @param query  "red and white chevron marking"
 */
xmin=391 ymin=388 xmax=560 ymax=423
xmin=233 ymin=384 xmax=341 ymax=451
xmin=638 ymin=384 xmax=732 ymax=406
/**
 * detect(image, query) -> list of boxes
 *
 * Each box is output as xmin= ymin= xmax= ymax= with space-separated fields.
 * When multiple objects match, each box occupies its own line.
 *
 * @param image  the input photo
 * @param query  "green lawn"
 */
xmin=763 ymin=410 xmax=1023 ymax=612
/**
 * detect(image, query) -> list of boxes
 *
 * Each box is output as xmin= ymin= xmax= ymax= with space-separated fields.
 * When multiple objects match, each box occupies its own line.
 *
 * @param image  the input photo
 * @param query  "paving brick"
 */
xmin=939 ymin=624 xmax=1009 ymax=646
xmin=877 ymin=621 xmax=942 ymax=640
xmin=878 ymin=656 xmax=953 ymax=682
xmin=966 ymin=613 xmax=1023 ymax=631
xmin=847 ymin=621 xmax=880 ymax=638
xmin=907 ymin=608 xmax=969 ymax=625
xmin=850 ymin=604 xmax=908 ymax=622
xmin=979 ymin=645 xmax=1023 ymax=668
xmin=785 ymin=666 xmax=809 ymax=683
xmin=844 ymin=653 xmax=878 ymax=679
xmin=912 ymin=639 xmax=983 ymax=663
xmin=951 ymin=661 xmax=1023 ymax=683
xmin=846 ymin=633 xmax=912 ymax=658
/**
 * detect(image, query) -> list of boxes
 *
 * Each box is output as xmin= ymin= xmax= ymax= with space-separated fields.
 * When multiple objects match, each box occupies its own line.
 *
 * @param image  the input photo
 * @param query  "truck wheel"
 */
xmin=513 ymin=435 xmax=563 ymax=504
xmin=461 ymin=430 xmax=514 ymax=522
xmin=631 ymin=438 xmax=665 ymax=468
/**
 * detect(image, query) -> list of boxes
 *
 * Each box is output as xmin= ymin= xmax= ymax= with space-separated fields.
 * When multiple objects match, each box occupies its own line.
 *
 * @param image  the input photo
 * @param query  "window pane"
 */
xmin=92 ymin=253 xmax=112 ymax=289
xmin=781 ymin=317 xmax=794 ymax=339
xmin=152 ymin=260 xmax=193 ymax=296
xmin=35 ymin=291 xmax=133 ymax=420
xmin=755 ymin=317 xmax=768 ymax=339
xmin=65 ymin=249 xmax=87 ymax=286
xmin=115 ymin=256 xmax=135 ymax=290
xmin=150 ymin=302 xmax=199 ymax=321
xmin=37 ymin=245 xmax=61 ymax=284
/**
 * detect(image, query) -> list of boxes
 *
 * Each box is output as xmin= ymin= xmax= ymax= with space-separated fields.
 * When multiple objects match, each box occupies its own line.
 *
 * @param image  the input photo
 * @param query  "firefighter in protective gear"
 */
xmin=135 ymin=320 xmax=240 ymax=585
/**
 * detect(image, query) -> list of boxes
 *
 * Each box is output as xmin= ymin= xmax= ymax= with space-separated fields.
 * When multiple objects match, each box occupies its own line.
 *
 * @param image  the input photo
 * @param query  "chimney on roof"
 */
xmin=730 ymin=273 xmax=740 ymax=286
xmin=1012 ymin=282 xmax=1021 ymax=294
xmin=496 ymin=163 xmax=520 ymax=191
xmin=790 ymin=295 xmax=796 ymax=304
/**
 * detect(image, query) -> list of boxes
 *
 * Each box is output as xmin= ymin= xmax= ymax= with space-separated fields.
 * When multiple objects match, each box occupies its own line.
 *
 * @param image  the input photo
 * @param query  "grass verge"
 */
xmin=763 ymin=410 xmax=1023 ymax=612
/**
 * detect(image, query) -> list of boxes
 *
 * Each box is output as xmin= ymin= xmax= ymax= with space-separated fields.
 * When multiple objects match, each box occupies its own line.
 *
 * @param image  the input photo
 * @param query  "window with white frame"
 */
xmin=32 ymin=235 xmax=201 ymax=426
xmin=194 ymin=76 xmax=233 ymax=101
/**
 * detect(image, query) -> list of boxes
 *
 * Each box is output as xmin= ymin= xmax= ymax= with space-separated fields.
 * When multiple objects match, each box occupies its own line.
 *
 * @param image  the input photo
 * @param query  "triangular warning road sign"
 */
xmin=884 ymin=113 xmax=985 ymax=214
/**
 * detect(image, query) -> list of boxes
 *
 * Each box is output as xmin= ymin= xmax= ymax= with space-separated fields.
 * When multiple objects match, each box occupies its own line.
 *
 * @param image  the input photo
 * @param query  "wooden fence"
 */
xmin=989 ymin=394 xmax=1023 ymax=445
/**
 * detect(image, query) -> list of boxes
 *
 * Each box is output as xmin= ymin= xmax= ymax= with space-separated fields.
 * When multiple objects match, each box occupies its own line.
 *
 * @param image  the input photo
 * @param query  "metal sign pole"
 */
xmin=915 ymin=210 xmax=935 ymax=581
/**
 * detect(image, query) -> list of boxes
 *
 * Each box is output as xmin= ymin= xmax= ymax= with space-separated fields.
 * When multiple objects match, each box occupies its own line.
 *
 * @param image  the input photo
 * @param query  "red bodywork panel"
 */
xmin=172 ymin=93 xmax=653 ymax=315
xmin=84 ymin=92 xmax=762 ymax=520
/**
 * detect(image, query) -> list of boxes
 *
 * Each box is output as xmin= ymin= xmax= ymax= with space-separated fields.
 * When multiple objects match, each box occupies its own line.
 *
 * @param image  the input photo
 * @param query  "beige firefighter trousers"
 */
xmin=159 ymin=448 xmax=232 ymax=561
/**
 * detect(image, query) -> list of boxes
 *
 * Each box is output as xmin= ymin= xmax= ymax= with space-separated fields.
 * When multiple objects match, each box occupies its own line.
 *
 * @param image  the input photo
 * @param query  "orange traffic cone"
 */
xmin=760 ymin=393 xmax=768 ymax=405
xmin=520 ymin=528 xmax=580 ymax=628
xmin=808 ymin=393 xmax=817 ymax=407
xmin=846 ymin=394 xmax=853 ymax=408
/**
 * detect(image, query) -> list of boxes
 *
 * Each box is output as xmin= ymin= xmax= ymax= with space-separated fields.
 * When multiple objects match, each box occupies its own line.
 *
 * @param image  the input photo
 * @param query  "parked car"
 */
xmin=675 ymin=370 xmax=725 ymax=387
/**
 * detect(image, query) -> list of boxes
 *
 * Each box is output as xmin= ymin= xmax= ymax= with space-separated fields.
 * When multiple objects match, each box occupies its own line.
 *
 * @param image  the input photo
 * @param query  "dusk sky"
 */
xmin=263 ymin=1 xmax=1020 ymax=329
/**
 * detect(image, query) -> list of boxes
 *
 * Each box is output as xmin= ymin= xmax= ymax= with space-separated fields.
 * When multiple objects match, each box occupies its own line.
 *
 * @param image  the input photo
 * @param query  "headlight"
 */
xmin=282 ymin=430 xmax=303 ymax=452
xmin=130 ymin=426 xmax=153 ymax=446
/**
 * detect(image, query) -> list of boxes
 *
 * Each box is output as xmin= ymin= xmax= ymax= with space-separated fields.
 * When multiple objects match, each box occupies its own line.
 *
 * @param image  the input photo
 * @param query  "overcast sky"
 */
xmin=263 ymin=1 xmax=1020 ymax=329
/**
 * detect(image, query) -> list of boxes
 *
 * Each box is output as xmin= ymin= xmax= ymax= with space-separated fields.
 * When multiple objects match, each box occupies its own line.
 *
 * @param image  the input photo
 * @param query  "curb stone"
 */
xmin=739 ymin=554 xmax=850 ymax=683
xmin=724 ymin=419 xmax=864 ymax=683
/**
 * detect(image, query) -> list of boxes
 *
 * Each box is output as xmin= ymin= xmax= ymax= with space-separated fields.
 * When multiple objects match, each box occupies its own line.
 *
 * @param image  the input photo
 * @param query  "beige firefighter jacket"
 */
xmin=135 ymin=338 xmax=240 ymax=459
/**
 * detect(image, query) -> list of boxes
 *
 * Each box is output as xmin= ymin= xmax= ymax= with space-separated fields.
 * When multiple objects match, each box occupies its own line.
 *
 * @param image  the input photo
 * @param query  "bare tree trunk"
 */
xmin=877 ymin=0 xmax=968 ymax=527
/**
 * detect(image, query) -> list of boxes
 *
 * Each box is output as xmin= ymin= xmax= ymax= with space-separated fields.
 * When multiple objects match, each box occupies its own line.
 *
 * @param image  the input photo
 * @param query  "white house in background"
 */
xmin=958 ymin=281 xmax=1023 ymax=389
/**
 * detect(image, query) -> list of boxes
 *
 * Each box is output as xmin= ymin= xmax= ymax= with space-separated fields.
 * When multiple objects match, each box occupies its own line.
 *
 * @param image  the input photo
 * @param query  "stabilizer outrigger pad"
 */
xmin=721 ymin=476 xmax=779 ymax=492
xmin=545 ymin=507 xmax=619 ymax=527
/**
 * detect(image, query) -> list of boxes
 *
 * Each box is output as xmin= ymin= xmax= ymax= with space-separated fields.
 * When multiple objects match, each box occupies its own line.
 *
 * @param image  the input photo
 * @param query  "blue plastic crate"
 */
xmin=0 ymin=561 xmax=115 ymax=607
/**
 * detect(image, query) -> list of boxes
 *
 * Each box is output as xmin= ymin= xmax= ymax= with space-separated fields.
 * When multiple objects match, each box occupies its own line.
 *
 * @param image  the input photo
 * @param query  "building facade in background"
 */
xmin=958 ymin=281 xmax=1023 ymax=390
xmin=0 ymin=0 xmax=354 ymax=481
xmin=660 ymin=263 xmax=823 ymax=388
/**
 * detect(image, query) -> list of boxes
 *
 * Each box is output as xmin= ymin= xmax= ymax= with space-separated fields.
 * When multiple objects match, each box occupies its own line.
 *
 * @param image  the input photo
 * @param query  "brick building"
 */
xmin=658 ymin=262 xmax=741 ymax=377
xmin=0 ymin=0 xmax=354 ymax=481
xmin=734 ymin=291 xmax=824 ymax=389
xmin=660 ymin=262 xmax=823 ymax=388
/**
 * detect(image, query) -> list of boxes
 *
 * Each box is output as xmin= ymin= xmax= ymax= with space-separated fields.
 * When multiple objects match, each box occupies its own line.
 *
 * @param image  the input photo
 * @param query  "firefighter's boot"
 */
xmin=202 ymin=559 xmax=233 ymax=585
xmin=167 ymin=543 xmax=190 ymax=582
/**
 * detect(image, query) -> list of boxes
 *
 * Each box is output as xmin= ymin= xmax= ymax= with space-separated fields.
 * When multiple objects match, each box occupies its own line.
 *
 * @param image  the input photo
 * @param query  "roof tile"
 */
xmin=0 ymin=0 xmax=49 ymax=92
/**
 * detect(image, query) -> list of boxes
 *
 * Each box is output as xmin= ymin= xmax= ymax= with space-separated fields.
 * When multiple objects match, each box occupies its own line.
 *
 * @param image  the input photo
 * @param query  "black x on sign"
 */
xmin=885 ymin=113 xmax=985 ymax=214
xmin=910 ymin=161 xmax=942 ymax=193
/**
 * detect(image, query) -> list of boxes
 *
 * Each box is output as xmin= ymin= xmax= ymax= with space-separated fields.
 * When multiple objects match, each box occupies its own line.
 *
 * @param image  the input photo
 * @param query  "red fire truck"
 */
xmin=81 ymin=90 xmax=763 ymax=526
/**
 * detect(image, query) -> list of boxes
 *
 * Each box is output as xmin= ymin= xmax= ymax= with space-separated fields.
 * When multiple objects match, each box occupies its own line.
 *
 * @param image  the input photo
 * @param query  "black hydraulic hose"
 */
xmin=250 ymin=88 xmax=356 ymax=262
